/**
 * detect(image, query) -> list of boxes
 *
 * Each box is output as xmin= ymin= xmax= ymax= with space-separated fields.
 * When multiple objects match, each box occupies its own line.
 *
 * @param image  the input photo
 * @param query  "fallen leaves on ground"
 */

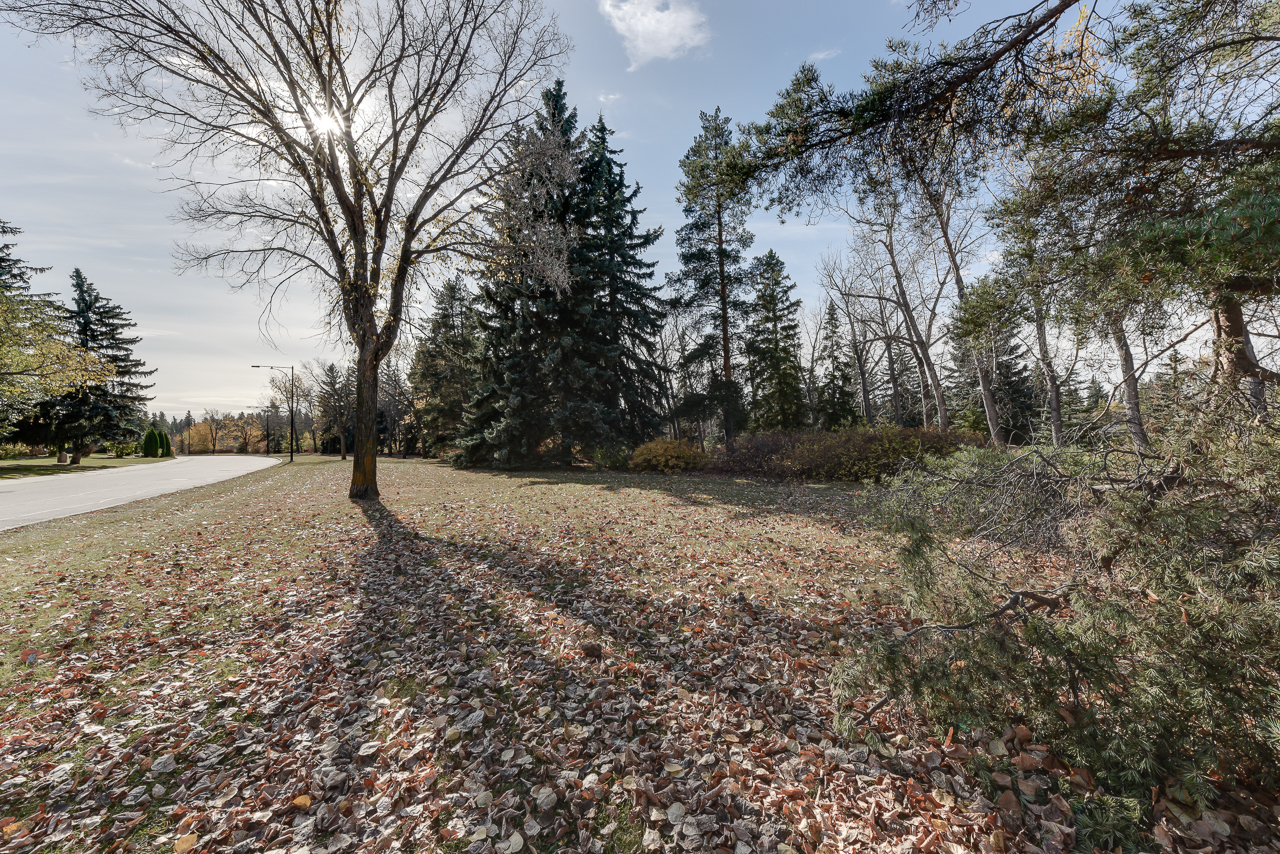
xmin=0 ymin=461 xmax=1275 ymax=854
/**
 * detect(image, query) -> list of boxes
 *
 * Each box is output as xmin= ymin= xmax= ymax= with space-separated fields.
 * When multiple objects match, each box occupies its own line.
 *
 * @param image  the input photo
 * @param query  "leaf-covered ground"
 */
xmin=0 ymin=459 xmax=1274 ymax=854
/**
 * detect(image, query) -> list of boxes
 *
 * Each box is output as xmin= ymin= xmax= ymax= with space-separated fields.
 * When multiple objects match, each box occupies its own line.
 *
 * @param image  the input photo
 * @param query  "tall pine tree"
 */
xmin=666 ymin=109 xmax=754 ymax=449
xmin=743 ymin=250 xmax=806 ymax=431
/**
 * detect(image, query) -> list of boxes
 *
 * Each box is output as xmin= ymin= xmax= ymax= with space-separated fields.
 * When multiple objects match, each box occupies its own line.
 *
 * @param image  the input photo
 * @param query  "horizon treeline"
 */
xmin=396 ymin=82 xmax=1117 ymax=465
xmin=261 ymin=79 xmax=1139 ymax=465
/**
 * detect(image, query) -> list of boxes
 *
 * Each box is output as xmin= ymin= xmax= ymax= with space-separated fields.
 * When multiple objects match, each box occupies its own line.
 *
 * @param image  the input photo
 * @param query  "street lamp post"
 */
xmin=251 ymin=364 xmax=295 ymax=463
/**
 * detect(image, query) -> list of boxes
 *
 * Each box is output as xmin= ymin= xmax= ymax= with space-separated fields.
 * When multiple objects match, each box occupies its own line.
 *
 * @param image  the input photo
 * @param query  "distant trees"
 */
xmin=9 ymin=268 xmax=152 ymax=462
xmin=0 ymin=223 xmax=109 ymax=432
xmin=229 ymin=413 xmax=260 ymax=454
xmin=307 ymin=361 xmax=355 ymax=458
xmin=202 ymin=409 xmax=226 ymax=456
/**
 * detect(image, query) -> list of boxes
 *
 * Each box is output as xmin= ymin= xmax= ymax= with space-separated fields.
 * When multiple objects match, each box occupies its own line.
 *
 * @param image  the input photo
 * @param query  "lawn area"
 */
xmin=0 ymin=455 xmax=173 ymax=480
xmin=0 ymin=459 xmax=987 ymax=854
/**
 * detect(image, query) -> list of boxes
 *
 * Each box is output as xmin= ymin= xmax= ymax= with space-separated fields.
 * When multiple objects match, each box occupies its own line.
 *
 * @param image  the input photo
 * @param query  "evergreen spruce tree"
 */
xmin=460 ymin=82 xmax=582 ymax=467
xmin=946 ymin=326 xmax=1037 ymax=443
xmin=538 ymin=112 xmax=618 ymax=464
xmin=743 ymin=251 xmax=806 ymax=431
xmin=412 ymin=275 xmax=477 ymax=453
xmin=461 ymin=85 xmax=665 ymax=466
xmin=666 ymin=109 xmax=754 ymax=449
xmin=15 ymin=270 xmax=153 ymax=462
xmin=815 ymin=301 xmax=862 ymax=429
xmin=574 ymin=116 xmax=666 ymax=448
xmin=0 ymin=222 xmax=48 ymax=296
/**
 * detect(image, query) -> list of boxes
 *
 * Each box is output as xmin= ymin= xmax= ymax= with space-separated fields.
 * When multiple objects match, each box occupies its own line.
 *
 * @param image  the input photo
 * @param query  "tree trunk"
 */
xmin=715 ymin=201 xmax=735 ymax=451
xmin=886 ymin=344 xmax=903 ymax=426
xmin=916 ymin=353 xmax=931 ymax=428
xmin=1109 ymin=314 xmax=1150 ymax=452
xmin=976 ymin=358 xmax=1006 ymax=447
xmin=841 ymin=309 xmax=875 ymax=426
xmin=884 ymin=241 xmax=949 ymax=431
xmin=1213 ymin=293 xmax=1277 ymax=416
xmin=349 ymin=345 xmax=380 ymax=499
xmin=1032 ymin=296 xmax=1064 ymax=447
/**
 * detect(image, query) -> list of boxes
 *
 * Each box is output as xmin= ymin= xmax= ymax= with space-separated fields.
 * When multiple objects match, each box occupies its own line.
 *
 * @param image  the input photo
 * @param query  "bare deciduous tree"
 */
xmin=2 ymin=0 xmax=568 ymax=498
xmin=202 ymin=408 xmax=225 ymax=455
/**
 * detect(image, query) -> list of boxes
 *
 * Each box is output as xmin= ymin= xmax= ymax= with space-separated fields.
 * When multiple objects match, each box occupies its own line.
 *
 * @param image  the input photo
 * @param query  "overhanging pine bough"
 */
xmin=0 ymin=0 xmax=568 ymax=498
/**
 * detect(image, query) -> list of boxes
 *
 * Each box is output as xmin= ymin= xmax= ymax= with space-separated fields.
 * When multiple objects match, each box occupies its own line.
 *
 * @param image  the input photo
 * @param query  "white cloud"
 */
xmin=599 ymin=92 xmax=621 ymax=104
xmin=597 ymin=0 xmax=710 ymax=71
xmin=808 ymin=48 xmax=840 ymax=61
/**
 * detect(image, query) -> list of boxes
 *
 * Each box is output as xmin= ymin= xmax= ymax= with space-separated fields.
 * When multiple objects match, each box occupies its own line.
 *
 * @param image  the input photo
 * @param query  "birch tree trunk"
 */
xmin=1109 ymin=314 xmax=1150 ymax=452
xmin=1032 ymin=295 xmax=1064 ymax=447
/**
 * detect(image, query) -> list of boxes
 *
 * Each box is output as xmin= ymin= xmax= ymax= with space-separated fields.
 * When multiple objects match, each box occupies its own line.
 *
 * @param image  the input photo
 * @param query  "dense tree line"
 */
xmin=349 ymin=80 xmax=1127 ymax=465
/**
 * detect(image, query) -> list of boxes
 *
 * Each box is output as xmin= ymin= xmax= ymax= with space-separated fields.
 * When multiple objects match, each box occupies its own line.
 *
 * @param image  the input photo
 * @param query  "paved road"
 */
xmin=0 ymin=455 xmax=279 ymax=531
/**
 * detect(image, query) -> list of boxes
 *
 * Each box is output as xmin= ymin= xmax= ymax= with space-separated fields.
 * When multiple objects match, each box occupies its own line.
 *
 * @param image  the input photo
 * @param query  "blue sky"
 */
xmin=0 ymin=0 xmax=1011 ymax=416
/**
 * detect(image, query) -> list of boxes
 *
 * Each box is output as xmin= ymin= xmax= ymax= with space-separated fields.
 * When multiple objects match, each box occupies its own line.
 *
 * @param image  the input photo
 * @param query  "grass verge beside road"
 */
xmin=0 ymin=455 xmax=174 ymax=480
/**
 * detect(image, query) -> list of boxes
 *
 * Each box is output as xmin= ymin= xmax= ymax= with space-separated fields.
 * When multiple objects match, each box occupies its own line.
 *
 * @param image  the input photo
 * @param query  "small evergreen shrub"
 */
xmin=711 ymin=427 xmax=981 ymax=482
xmin=592 ymin=445 xmax=632 ymax=471
xmin=160 ymin=431 xmax=173 ymax=457
xmin=141 ymin=428 xmax=161 ymax=458
xmin=629 ymin=438 xmax=707 ymax=474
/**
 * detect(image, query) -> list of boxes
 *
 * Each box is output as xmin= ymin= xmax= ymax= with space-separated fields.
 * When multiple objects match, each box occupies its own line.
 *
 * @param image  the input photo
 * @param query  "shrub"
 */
xmin=710 ymin=427 xmax=981 ymax=483
xmin=160 ymin=431 xmax=173 ymax=457
xmin=592 ymin=445 xmax=632 ymax=471
xmin=105 ymin=440 xmax=137 ymax=458
xmin=141 ymin=428 xmax=161 ymax=458
xmin=0 ymin=443 xmax=34 ymax=460
xmin=629 ymin=438 xmax=707 ymax=474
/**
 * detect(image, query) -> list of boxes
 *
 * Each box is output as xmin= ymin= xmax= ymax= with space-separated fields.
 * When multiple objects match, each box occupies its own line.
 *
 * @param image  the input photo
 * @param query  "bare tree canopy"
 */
xmin=1 ymin=0 xmax=568 ymax=498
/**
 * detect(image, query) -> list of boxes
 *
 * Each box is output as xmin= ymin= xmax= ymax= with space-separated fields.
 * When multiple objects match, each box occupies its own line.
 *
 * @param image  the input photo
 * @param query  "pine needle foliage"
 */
xmin=836 ymin=376 xmax=1280 ymax=803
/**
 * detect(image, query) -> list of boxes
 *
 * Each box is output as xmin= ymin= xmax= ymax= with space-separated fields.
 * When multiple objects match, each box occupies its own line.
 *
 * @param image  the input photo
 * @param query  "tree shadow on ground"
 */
xmin=310 ymin=497 xmax=870 ymax=853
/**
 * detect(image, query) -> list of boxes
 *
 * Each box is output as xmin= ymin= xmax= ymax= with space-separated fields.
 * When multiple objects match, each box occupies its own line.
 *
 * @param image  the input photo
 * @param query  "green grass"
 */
xmin=0 ymin=454 xmax=174 ymax=479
